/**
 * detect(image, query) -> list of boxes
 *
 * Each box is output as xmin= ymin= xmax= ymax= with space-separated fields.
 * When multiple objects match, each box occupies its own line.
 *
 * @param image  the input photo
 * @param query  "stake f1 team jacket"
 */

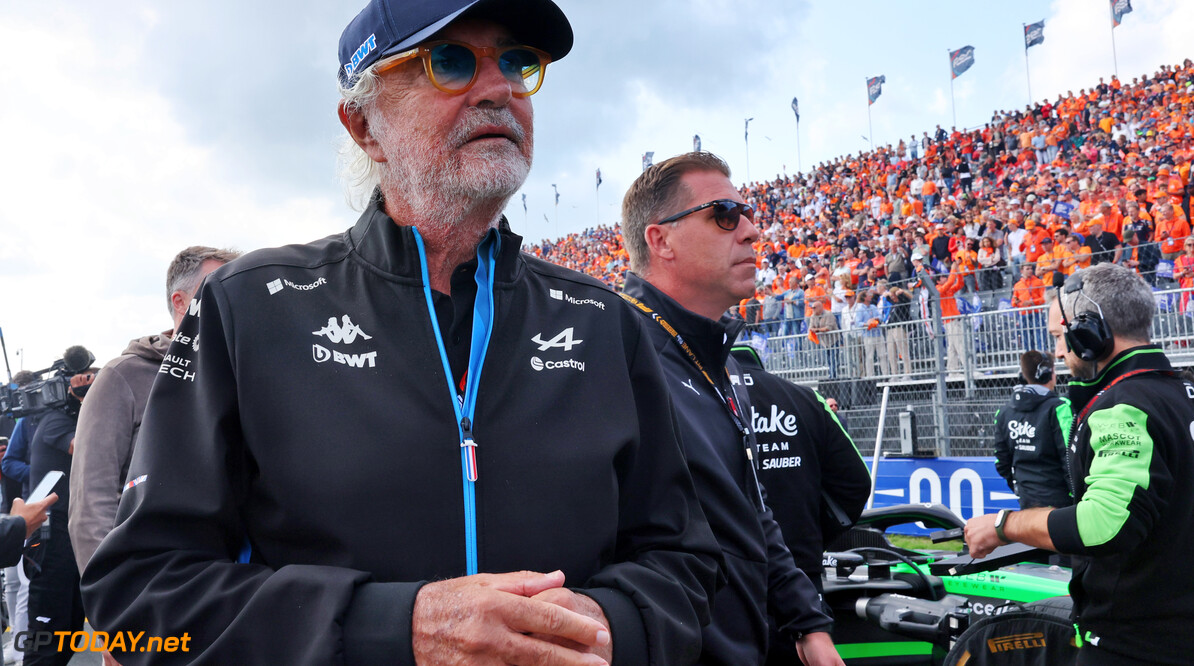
xmin=991 ymin=385 xmax=1073 ymax=509
xmin=81 ymin=198 xmax=722 ymax=665
xmin=1046 ymin=346 xmax=1194 ymax=664
xmin=728 ymin=347 xmax=870 ymax=585
xmin=622 ymin=274 xmax=832 ymax=665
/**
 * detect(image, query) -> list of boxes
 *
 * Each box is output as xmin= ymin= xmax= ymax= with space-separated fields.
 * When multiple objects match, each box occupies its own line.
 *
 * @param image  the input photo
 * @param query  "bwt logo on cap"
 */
xmin=344 ymin=34 xmax=377 ymax=79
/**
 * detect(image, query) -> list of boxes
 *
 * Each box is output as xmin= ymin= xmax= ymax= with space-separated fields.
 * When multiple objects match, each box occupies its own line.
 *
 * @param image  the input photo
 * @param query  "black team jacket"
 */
xmin=82 ymin=197 xmax=721 ymax=665
xmin=623 ymin=273 xmax=832 ymax=666
xmin=1047 ymin=346 xmax=1194 ymax=664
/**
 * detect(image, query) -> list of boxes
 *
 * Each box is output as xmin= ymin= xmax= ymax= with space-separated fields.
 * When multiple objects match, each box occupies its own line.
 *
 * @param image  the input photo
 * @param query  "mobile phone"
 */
xmin=27 ymin=471 xmax=65 ymax=504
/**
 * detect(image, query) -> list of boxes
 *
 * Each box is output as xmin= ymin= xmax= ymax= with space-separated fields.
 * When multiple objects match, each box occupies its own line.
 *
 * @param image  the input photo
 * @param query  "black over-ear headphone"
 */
xmin=1057 ymin=272 xmax=1113 ymax=362
xmin=1035 ymin=355 xmax=1054 ymax=382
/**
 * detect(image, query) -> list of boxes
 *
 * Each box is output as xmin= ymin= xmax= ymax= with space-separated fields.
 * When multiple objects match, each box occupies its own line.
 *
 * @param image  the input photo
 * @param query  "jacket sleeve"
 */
xmin=580 ymin=313 xmax=722 ymax=665
xmin=70 ymin=364 xmax=137 ymax=574
xmin=1048 ymin=403 xmax=1168 ymax=557
xmin=761 ymin=484 xmax=833 ymax=640
xmin=811 ymin=391 xmax=871 ymax=541
xmin=1051 ymin=398 xmax=1075 ymax=498
xmin=0 ymin=515 xmax=24 ymax=569
xmin=81 ymin=280 xmax=386 ymax=666
xmin=991 ymin=408 xmax=1014 ymax=491
xmin=2 ymin=419 xmax=30 ymax=486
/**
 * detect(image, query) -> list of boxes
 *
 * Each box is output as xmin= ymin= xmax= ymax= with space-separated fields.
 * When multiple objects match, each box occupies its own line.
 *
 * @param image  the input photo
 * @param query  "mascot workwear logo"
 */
xmin=314 ymin=315 xmax=372 ymax=344
xmin=532 ymin=327 xmax=582 ymax=352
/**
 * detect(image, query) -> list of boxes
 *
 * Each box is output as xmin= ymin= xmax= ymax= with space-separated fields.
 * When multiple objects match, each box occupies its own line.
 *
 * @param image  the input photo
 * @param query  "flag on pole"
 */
xmin=1024 ymin=20 xmax=1045 ymax=48
xmin=950 ymin=46 xmax=976 ymax=79
xmin=596 ymin=169 xmax=602 ymax=190
xmin=791 ymin=97 xmax=800 ymax=122
xmin=867 ymin=75 xmax=886 ymax=105
xmin=693 ymin=135 xmax=702 ymax=152
xmin=642 ymin=152 xmax=654 ymax=171
xmin=1111 ymin=0 xmax=1132 ymax=27
xmin=552 ymin=183 xmax=559 ymax=205
xmin=521 ymin=193 xmax=527 ymax=213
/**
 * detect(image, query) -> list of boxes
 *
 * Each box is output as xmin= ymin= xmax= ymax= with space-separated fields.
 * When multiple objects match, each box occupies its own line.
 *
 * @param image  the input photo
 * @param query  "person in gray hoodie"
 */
xmin=68 ymin=246 xmax=238 ymax=574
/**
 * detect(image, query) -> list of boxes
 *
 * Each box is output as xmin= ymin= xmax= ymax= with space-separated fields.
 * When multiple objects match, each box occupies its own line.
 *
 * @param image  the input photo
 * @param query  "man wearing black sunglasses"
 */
xmin=83 ymin=2 xmax=721 ymax=665
xmin=622 ymin=152 xmax=845 ymax=666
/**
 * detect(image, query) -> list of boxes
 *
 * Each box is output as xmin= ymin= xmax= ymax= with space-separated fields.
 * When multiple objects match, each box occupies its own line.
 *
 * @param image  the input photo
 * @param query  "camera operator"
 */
xmin=991 ymin=351 xmax=1073 ymax=510
xmin=26 ymin=365 xmax=96 ymax=666
xmin=966 ymin=263 xmax=1194 ymax=665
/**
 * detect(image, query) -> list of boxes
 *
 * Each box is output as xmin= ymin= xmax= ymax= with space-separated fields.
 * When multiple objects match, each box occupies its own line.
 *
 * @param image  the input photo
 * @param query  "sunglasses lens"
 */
xmin=499 ymin=48 xmax=544 ymax=94
xmin=429 ymin=43 xmax=477 ymax=90
xmin=712 ymin=201 xmax=751 ymax=230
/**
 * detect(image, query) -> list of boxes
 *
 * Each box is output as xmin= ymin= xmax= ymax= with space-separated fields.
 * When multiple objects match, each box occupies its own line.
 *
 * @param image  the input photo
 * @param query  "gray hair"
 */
xmin=337 ymin=65 xmax=385 ymax=210
xmin=166 ymin=246 xmax=241 ymax=314
xmin=1060 ymin=263 xmax=1154 ymax=342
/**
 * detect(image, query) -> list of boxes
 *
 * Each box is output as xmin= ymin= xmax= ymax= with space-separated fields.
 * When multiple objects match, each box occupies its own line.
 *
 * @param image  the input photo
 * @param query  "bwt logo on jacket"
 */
xmin=310 ymin=314 xmax=378 ymax=369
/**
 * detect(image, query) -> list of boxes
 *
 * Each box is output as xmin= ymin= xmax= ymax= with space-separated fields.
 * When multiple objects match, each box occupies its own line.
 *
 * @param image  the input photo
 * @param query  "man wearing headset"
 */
xmin=966 ymin=263 xmax=1194 ymax=665
xmin=991 ymin=350 xmax=1073 ymax=510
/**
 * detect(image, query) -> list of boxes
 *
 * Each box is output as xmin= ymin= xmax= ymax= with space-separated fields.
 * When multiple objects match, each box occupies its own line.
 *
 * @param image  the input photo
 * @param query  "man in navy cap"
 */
xmin=82 ymin=2 xmax=720 ymax=664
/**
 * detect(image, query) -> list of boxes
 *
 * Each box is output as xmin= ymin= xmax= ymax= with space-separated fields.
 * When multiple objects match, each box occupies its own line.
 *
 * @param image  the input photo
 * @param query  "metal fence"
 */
xmin=755 ymin=285 xmax=1194 ymax=456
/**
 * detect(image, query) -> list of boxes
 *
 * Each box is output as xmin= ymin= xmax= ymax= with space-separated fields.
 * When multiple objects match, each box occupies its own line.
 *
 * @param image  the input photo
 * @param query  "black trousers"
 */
xmin=24 ymin=517 xmax=83 ymax=666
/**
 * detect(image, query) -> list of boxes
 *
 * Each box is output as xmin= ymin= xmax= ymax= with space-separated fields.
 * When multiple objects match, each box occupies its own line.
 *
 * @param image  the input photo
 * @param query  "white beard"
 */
xmin=372 ymin=106 xmax=531 ymax=227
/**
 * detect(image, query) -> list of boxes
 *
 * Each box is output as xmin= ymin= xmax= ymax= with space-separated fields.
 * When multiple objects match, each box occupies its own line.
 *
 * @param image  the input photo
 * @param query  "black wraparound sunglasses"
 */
xmin=657 ymin=199 xmax=755 ymax=231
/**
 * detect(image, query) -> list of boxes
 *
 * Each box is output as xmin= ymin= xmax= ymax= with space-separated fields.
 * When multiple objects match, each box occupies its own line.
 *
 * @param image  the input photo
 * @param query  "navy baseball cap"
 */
xmin=338 ymin=0 xmax=573 ymax=88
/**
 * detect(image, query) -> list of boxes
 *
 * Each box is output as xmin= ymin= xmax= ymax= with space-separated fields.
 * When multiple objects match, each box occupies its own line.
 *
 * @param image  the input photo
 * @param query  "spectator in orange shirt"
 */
xmin=1011 ymin=264 xmax=1048 ymax=351
xmin=936 ymin=269 xmax=966 ymax=375
xmin=1034 ymin=236 xmax=1060 ymax=285
xmin=1174 ymin=238 xmax=1194 ymax=312
xmin=1060 ymin=234 xmax=1092 ymax=274
xmin=1156 ymin=203 xmax=1190 ymax=259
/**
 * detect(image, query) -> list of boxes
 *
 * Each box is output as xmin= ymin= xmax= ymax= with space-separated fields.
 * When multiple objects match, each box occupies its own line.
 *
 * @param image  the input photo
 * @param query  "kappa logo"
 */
xmin=532 ymin=327 xmax=583 ymax=351
xmin=314 ymin=315 xmax=372 ymax=344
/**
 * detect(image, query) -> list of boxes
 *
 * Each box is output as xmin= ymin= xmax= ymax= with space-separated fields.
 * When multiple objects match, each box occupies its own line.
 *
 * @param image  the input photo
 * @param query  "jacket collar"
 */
xmin=622 ymin=272 xmax=743 ymax=374
xmin=346 ymin=191 xmax=524 ymax=284
xmin=1066 ymin=344 xmax=1172 ymax=414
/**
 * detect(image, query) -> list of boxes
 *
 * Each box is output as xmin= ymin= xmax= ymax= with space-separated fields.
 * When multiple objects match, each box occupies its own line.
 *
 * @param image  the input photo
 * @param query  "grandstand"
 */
xmin=525 ymin=60 xmax=1194 ymax=455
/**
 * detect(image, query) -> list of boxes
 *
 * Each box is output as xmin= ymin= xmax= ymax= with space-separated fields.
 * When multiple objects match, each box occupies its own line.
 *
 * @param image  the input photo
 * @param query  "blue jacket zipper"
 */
xmin=413 ymin=228 xmax=499 ymax=576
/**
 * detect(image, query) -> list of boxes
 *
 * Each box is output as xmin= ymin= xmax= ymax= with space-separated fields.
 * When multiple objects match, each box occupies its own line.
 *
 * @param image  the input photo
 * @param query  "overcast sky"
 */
xmin=2 ymin=0 xmax=1191 ymax=372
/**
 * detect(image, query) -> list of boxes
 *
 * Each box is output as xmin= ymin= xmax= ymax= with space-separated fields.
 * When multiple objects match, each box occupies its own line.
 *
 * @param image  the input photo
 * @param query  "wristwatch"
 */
xmin=994 ymin=509 xmax=1013 ymax=544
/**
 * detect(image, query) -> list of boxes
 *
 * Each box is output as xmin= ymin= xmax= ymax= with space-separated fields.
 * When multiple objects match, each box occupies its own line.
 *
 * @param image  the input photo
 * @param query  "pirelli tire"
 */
xmin=944 ymin=597 xmax=1076 ymax=666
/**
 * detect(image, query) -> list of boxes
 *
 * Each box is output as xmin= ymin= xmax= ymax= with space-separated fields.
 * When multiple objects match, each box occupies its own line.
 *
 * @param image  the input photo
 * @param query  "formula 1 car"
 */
xmin=822 ymin=503 xmax=1077 ymax=665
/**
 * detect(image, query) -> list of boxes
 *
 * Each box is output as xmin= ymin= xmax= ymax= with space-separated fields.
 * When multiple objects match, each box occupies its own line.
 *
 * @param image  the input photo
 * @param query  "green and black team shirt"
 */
xmin=1046 ymin=345 xmax=1194 ymax=664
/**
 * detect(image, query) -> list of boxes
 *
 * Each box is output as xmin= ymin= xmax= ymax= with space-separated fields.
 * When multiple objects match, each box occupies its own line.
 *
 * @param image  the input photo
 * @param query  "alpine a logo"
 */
xmin=532 ymin=327 xmax=583 ymax=351
xmin=530 ymin=356 xmax=585 ymax=372
xmin=549 ymin=289 xmax=606 ymax=310
xmin=313 ymin=344 xmax=377 ymax=368
xmin=314 ymin=315 xmax=372 ymax=344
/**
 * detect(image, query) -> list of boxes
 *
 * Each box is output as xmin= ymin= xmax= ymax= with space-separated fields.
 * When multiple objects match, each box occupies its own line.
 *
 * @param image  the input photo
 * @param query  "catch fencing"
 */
xmin=753 ymin=285 xmax=1194 ymax=456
